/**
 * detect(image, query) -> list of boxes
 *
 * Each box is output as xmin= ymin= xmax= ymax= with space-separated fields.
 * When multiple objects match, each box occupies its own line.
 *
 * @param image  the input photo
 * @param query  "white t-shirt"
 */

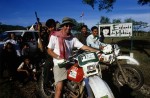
xmin=47 ymin=35 xmax=84 ymax=66
xmin=17 ymin=62 xmax=36 ymax=72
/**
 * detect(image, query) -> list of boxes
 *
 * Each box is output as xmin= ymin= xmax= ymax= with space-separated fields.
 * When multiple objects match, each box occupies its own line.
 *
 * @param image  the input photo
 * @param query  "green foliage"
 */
xmin=82 ymin=0 xmax=116 ymax=11
xmin=82 ymin=0 xmax=150 ymax=11
xmin=100 ymin=16 xmax=111 ymax=24
xmin=124 ymin=18 xmax=149 ymax=31
xmin=73 ymin=23 xmax=85 ymax=31
xmin=71 ymin=18 xmax=90 ymax=31
xmin=82 ymin=0 xmax=96 ymax=9
xmin=0 ymin=23 xmax=26 ymax=33
xmin=99 ymin=17 xmax=149 ymax=32
xmin=138 ymin=0 xmax=150 ymax=5
xmin=98 ymin=0 xmax=116 ymax=12
xmin=112 ymin=19 xmax=122 ymax=23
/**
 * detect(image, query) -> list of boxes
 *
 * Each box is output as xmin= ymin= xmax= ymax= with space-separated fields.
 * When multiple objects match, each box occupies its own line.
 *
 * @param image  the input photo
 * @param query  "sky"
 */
xmin=0 ymin=0 xmax=150 ymax=30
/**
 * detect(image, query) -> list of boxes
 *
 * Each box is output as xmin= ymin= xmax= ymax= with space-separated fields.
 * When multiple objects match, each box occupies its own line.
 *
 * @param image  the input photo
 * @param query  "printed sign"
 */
xmin=81 ymin=53 xmax=96 ymax=62
xmin=99 ymin=23 xmax=132 ymax=37
xmin=68 ymin=67 xmax=78 ymax=79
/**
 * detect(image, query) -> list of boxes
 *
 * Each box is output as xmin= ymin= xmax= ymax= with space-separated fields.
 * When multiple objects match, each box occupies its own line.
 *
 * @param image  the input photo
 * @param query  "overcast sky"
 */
xmin=0 ymin=0 xmax=150 ymax=30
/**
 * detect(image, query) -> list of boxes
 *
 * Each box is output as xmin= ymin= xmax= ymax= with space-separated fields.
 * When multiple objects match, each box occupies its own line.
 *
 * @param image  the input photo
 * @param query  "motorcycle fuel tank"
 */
xmin=67 ymin=65 xmax=84 ymax=83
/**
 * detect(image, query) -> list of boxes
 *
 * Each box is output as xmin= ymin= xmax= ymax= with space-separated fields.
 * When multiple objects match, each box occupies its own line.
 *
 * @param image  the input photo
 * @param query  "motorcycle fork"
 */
xmin=80 ymin=81 xmax=85 ymax=94
xmin=116 ymin=60 xmax=128 ymax=83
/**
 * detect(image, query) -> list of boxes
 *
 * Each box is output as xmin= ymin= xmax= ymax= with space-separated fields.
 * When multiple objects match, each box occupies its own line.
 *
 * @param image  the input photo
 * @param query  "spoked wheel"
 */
xmin=114 ymin=65 xmax=144 ymax=90
xmin=38 ymin=67 xmax=55 ymax=98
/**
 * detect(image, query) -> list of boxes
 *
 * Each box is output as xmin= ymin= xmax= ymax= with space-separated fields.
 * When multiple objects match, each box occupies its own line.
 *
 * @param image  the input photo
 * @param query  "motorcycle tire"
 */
xmin=37 ymin=67 xmax=55 ymax=98
xmin=113 ymin=64 xmax=144 ymax=90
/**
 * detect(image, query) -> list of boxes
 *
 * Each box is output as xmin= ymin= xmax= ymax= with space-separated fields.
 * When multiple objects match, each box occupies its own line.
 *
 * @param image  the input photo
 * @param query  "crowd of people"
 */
xmin=0 ymin=32 xmax=37 ymax=84
xmin=0 ymin=16 xmax=105 ymax=98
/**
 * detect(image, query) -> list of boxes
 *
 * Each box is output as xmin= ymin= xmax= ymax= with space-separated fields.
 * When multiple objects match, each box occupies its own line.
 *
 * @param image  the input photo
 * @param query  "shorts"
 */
xmin=53 ymin=66 xmax=67 ymax=85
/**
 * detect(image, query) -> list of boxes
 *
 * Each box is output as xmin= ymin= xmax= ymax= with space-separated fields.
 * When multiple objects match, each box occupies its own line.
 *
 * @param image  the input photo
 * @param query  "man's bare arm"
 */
xmin=47 ymin=48 xmax=61 ymax=60
xmin=80 ymin=45 xmax=99 ymax=52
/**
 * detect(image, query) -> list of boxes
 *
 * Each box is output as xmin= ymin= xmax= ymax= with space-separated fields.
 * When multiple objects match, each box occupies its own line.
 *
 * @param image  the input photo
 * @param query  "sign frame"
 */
xmin=99 ymin=23 xmax=133 ymax=37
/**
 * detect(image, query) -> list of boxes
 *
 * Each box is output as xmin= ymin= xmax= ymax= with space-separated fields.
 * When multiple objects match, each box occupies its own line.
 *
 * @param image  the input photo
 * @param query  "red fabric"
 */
xmin=51 ymin=31 xmax=73 ymax=59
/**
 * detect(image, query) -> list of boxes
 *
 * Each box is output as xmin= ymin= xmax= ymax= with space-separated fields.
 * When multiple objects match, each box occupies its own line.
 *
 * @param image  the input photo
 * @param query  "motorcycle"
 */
xmin=37 ymin=51 xmax=115 ymax=98
xmin=97 ymin=44 xmax=144 ymax=90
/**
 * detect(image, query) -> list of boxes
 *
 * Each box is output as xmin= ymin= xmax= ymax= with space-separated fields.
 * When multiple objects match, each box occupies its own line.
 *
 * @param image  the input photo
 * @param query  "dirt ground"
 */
xmin=0 ymin=71 xmax=150 ymax=98
xmin=0 ymin=78 xmax=39 ymax=98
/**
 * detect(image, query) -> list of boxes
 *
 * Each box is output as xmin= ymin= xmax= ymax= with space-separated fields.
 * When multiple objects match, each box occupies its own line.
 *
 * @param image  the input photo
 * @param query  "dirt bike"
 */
xmin=97 ymin=44 xmax=144 ymax=90
xmin=38 ymin=51 xmax=115 ymax=98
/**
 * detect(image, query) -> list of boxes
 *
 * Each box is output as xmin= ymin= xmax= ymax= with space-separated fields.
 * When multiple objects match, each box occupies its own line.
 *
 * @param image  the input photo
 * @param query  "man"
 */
xmin=42 ymin=18 xmax=56 ymax=91
xmin=75 ymin=25 xmax=90 ymax=45
xmin=86 ymin=26 xmax=106 ymax=49
xmin=44 ymin=18 xmax=56 ymax=49
xmin=47 ymin=17 xmax=99 ymax=98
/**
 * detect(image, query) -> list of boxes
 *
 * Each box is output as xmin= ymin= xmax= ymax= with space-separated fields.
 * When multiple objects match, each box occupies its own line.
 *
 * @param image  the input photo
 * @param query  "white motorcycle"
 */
xmin=97 ymin=44 xmax=144 ymax=90
xmin=38 ymin=51 xmax=115 ymax=98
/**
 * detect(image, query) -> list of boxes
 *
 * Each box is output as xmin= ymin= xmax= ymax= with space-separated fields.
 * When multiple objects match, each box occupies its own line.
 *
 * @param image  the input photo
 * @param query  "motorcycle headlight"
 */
xmin=87 ymin=65 xmax=96 ymax=73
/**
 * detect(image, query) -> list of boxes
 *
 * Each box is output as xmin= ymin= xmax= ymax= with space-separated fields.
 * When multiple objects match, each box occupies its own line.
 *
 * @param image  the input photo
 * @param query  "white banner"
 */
xmin=99 ymin=23 xmax=132 ymax=37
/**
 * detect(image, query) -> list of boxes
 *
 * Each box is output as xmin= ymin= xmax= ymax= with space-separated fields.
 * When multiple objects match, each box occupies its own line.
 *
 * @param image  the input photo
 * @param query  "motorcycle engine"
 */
xmin=64 ymin=81 xmax=80 ymax=97
xmin=66 ymin=81 xmax=79 ymax=92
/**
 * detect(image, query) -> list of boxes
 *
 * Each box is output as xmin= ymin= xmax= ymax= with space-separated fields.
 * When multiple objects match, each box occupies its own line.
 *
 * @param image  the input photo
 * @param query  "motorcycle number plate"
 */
xmin=78 ymin=52 xmax=99 ymax=67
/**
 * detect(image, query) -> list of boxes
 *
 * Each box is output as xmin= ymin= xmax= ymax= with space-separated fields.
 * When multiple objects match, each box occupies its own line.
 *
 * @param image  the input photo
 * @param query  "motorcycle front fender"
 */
xmin=117 ymin=55 xmax=139 ymax=66
xmin=88 ymin=76 xmax=114 ymax=98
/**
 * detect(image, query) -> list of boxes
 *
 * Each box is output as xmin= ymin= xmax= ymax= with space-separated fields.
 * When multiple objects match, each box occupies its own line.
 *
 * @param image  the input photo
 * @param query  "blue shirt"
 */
xmin=86 ymin=34 xmax=105 ymax=49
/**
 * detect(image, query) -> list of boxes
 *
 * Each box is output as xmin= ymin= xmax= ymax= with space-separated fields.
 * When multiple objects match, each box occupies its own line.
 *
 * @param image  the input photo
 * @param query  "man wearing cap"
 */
xmin=47 ymin=17 xmax=99 ymax=98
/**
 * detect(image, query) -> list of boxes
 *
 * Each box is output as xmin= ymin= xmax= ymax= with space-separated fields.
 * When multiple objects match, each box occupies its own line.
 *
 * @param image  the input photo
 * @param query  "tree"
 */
xmin=138 ymin=0 xmax=150 ymax=5
xmin=0 ymin=23 xmax=26 ymax=33
xmin=124 ymin=18 xmax=149 ymax=33
xmin=112 ymin=19 xmax=122 ymax=23
xmin=82 ymin=0 xmax=150 ymax=11
xmin=134 ymin=21 xmax=149 ymax=31
xmin=82 ymin=0 xmax=116 ymax=11
xmin=100 ymin=16 xmax=111 ymax=24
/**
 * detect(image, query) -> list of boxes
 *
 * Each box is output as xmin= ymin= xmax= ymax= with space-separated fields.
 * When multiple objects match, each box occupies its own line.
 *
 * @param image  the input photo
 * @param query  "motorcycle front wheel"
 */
xmin=37 ymin=67 xmax=55 ymax=98
xmin=113 ymin=64 xmax=144 ymax=90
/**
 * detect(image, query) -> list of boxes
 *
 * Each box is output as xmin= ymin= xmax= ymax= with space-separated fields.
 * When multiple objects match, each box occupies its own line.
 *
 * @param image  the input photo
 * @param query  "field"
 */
xmin=0 ymin=35 xmax=150 ymax=98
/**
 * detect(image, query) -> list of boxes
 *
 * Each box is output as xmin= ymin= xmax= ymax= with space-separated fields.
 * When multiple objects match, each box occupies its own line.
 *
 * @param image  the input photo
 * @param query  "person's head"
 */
xmin=5 ymin=42 xmax=13 ymax=49
xmin=24 ymin=57 xmax=30 ymax=65
xmin=46 ymin=19 xmax=56 ymax=32
xmin=8 ymin=32 xmax=16 ymax=39
xmin=91 ymin=26 xmax=99 ymax=37
xmin=60 ymin=17 xmax=75 ymax=34
xmin=81 ymin=25 xmax=88 ymax=34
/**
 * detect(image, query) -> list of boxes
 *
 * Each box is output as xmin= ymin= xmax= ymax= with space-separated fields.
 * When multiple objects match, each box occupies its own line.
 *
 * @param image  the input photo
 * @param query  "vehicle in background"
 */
xmin=0 ymin=30 xmax=39 ymax=53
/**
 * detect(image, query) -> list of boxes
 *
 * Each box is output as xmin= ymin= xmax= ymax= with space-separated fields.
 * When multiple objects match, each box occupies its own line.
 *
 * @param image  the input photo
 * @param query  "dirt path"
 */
xmin=0 ymin=78 xmax=39 ymax=98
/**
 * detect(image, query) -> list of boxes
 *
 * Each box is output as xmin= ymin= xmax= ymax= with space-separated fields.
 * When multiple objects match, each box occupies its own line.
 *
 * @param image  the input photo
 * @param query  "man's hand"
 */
xmin=99 ymin=46 xmax=104 ymax=50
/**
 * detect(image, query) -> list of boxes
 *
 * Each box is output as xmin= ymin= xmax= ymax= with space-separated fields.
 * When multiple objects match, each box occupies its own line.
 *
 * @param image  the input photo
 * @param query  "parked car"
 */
xmin=0 ymin=30 xmax=39 ymax=53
